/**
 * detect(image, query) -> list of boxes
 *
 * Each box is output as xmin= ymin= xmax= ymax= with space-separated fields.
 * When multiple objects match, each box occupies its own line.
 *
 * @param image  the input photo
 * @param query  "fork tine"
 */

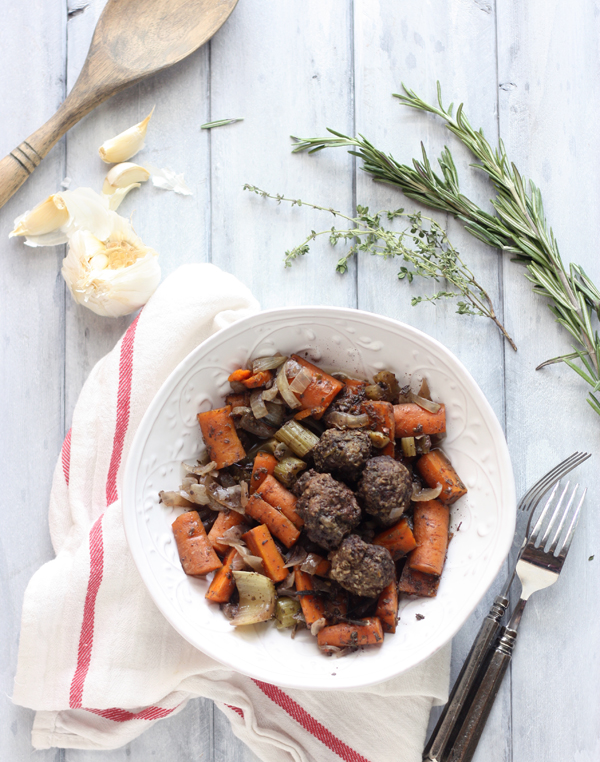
xmin=557 ymin=487 xmax=587 ymax=560
xmin=518 ymin=452 xmax=590 ymax=513
xmin=547 ymin=486 xmax=578 ymax=553
xmin=537 ymin=482 xmax=571 ymax=548
xmin=529 ymin=482 xmax=564 ymax=545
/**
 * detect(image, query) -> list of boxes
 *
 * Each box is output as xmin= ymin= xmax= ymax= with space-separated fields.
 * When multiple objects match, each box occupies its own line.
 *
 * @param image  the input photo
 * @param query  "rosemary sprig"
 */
xmin=243 ymin=184 xmax=516 ymax=350
xmin=292 ymin=84 xmax=600 ymax=416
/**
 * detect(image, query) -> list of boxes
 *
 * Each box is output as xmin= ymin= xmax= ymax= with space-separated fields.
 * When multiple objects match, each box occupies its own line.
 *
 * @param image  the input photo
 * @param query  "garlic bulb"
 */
xmin=61 ymin=214 xmax=160 ymax=317
xmin=98 ymin=108 xmax=154 ymax=164
xmin=102 ymin=163 xmax=150 ymax=194
xmin=10 ymin=188 xmax=114 ymax=247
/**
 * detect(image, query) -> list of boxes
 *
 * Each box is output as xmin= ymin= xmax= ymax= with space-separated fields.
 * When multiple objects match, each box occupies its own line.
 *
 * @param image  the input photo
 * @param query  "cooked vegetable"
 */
xmin=273 ymin=456 xmax=307 ymax=488
xmin=250 ymin=389 xmax=269 ymax=419
xmin=373 ymin=517 xmax=418 ymax=555
xmin=238 ymin=411 xmax=278 ymax=439
xmin=364 ymin=384 xmax=386 ymax=401
xmin=289 ymin=355 xmax=344 ymax=419
xmin=276 ymin=361 xmax=302 ymax=409
xmin=367 ymin=431 xmax=391 ymax=449
xmin=172 ymin=512 xmax=222 ymax=576
xmin=325 ymin=411 xmax=370 ymax=429
xmin=229 ymin=571 xmax=276 ymax=626
xmin=393 ymin=403 xmax=446 ymax=438
xmin=294 ymin=408 xmax=313 ymax=421
xmin=242 ymin=370 xmax=273 ymax=389
xmin=370 ymin=370 xmax=401 ymax=402
xmin=362 ymin=400 xmax=395 ymax=457
xmin=228 ymin=369 xmax=252 ymax=383
xmin=344 ymin=378 xmax=366 ymax=394
xmin=250 ymin=451 xmax=278 ymax=494
xmin=283 ymin=544 xmax=308 ymax=568
xmin=197 ymin=406 xmax=246 ymax=469
xmin=252 ymin=355 xmax=287 ymax=373
xmin=256 ymin=474 xmax=304 ymax=528
xmin=182 ymin=460 xmax=218 ymax=477
xmin=411 ymin=482 xmax=443 ymax=502
xmin=294 ymin=568 xmax=327 ymax=626
xmin=300 ymin=553 xmax=331 ymax=577
xmin=159 ymin=490 xmax=195 ymax=508
xmin=416 ymin=449 xmax=467 ymax=505
xmin=415 ymin=434 xmax=432 ymax=455
xmin=242 ymin=525 xmax=289 ymax=582
xmin=288 ymin=366 xmax=313 ymax=394
xmin=401 ymin=437 xmax=417 ymax=457
xmin=317 ymin=618 xmax=384 ymax=650
xmin=205 ymin=547 xmax=245 ymax=603
xmin=409 ymin=391 xmax=441 ymax=414
xmin=409 ymin=499 xmax=450 ymax=576
xmin=207 ymin=509 xmax=247 ymax=555
xmin=225 ymin=392 xmax=250 ymax=409
xmin=376 ymin=582 xmax=399 ymax=634
xmin=397 ymin=565 xmax=440 ymax=598
xmin=244 ymin=494 xmax=300 ymax=548
xmin=275 ymin=419 xmax=320 ymax=457
xmin=275 ymin=597 xmax=302 ymax=629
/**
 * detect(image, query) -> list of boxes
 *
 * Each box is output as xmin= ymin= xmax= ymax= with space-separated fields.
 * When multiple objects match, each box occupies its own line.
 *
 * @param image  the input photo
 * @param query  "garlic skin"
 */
xmin=61 ymin=215 xmax=161 ymax=318
xmin=9 ymin=188 xmax=115 ymax=247
xmin=98 ymin=108 xmax=155 ymax=164
xmin=102 ymin=162 xmax=150 ymax=194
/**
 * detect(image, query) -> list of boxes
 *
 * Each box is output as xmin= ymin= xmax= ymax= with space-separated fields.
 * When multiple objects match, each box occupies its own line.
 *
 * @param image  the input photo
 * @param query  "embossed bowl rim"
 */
xmin=123 ymin=306 xmax=515 ymax=689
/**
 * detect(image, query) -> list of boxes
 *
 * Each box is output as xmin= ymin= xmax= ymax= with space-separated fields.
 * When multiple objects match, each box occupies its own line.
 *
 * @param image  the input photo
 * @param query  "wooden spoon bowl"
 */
xmin=0 ymin=0 xmax=238 ymax=209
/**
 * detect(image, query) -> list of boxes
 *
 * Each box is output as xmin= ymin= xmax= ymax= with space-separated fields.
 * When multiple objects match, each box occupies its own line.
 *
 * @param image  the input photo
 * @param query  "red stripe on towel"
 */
xmin=253 ymin=681 xmax=371 ymax=762
xmin=225 ymin=704 xmax=245 ymax=719
xmin=106 ymin=314 xmax=139 ymax=507
xmin=69 ymin=316 xmax=139 ymax=708
xmin=86 ymin=705 xmax=178 ymax=722
xmin=61 ymin=428 xmax=72 ymax=486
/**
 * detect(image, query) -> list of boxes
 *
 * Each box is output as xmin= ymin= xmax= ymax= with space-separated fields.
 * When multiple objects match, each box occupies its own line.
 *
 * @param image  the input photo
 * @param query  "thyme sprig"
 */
xmin=292 ymin=83 xmax=600 ymax=416
xmin=243 ymin=184 xmax=516 ymax=349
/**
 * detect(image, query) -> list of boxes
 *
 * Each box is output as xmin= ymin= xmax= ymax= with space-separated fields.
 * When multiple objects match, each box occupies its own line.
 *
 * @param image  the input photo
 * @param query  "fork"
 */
xmin=445 ymin=480 xmax=587 ymax=762
xmin=423 ymin=451 xmax=590 ymax=762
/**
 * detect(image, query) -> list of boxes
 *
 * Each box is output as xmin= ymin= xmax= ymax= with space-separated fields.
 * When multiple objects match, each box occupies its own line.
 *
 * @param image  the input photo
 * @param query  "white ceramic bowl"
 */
xmin=123 ymin=307 xmax=515 ymax=690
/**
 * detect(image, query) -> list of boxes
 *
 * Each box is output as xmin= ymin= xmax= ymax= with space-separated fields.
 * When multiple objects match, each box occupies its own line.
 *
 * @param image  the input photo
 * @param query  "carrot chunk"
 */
xmin=363 ymin=400 xmax=395 ymax=457
xmin=294 ymin=568 xmax=327 ymax=626
xmin=317 ymin=618 xmax=384 ymax=649
xmin=250 ymin=451 xmax=278 ymax=494
xmin=244 ymin=493 xmax=300 ymax=548
xmin=289 ymin=355 xmax=344 ymax=419
xmin=398 ymin=565 xmax=440 ymax=598
xmin=228 ymin=369 xmax=252 ymax=382
xmin=242 ymin=525 xmax=288 ymax=582
xmin=344 ymin=378 xmax=366 ymax=394
xmin=393 ymin=403 xmax=446 ymax=438
xmin=172 ymin=512 xmax=222 ymax=577
xmin=197 ymin=406 xmax=246 ymax=469
xmin=375 ymin=582 xmax=399 ymax=634
xmin=207 ymin=509 xmax=247 ymax=555
xmin=242 ymin=370 xmax=273 ymax=388
xmin=205 ymin=547 xmax=244 ymax=603
xmin=256 ymin=474 xmax=304 ymax=529
xmin=416 ymin=449 xmax=467 ymax=505
xmin=373 ymin=517 xmax=418 ymax=555
xmin=294 ymin=408 xmax=313 ymax=421
xmin=409 ymin=499 xmax=450 ymax=576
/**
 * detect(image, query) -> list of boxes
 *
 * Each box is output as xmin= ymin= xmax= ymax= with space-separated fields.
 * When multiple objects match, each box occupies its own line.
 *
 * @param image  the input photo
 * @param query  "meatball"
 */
xmin=312 ymin=429 xmax=372 ymax=482
xmin=296 ymin=472 xmax=361 ymax=550
xmin=357 ymin=455 xmax=411 ymax=526
xmin=292 ymin=468 xmax=318 ymax=497
xmin=330 ymin=535 xmax=395 ymax=598
xmin=326 ymin=382 xmax=366 ymax=417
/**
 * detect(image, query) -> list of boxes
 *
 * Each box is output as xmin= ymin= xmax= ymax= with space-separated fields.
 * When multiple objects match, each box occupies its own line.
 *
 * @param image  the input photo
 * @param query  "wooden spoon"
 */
xmin=0 ymin=0 xmax=238 ymax=210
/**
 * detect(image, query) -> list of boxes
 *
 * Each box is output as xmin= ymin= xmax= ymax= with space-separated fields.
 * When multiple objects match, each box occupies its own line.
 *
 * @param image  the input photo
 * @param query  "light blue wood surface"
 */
xmin=2 ymin=0 xmax=599 ymax=760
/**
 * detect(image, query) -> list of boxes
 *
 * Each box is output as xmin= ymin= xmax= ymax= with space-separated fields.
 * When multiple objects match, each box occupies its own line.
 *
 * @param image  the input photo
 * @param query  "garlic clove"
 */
xmin=102 ymin=163 xmax=150 ymax=194
xmin=98 ymin=107 xmax=155 ymax=164
xmin=10 ymin=195 xmax=69 ymax=239
xmin=106 ymin=183 xmax=141 ymax=211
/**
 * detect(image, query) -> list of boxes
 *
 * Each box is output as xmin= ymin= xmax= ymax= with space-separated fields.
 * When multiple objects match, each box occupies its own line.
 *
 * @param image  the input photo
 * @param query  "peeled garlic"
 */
xmin=98 ymin=108 xmax=155 ymax=164
xmin=9 ymin=188 xmax=114 ymax=247
xmin=102 ymin=163 xmax=150 ymax=195
xmin=10 ymin=195 xmax=69 ymax=240
xmin=61 ymin=214 xmax=160 ymax=318
xmin=106 ymin=183 xmax=141 ymax=211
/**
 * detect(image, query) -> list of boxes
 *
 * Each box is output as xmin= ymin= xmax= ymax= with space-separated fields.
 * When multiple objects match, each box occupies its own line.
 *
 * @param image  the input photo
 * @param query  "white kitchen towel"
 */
xmin=13 ymin=263 xmax=450 ymax=762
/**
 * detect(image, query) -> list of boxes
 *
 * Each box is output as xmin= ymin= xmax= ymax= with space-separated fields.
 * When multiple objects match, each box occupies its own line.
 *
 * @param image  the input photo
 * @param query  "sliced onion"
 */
xmin=325 ymin=411 xmax=370 ymax=429
xmin=208 ymin=483 xmax=243 ymax=511
xmin=229 ymin=380 xmax=247 ymax=393
xmin=231 ymin=405 xmax=252 ymax=416
xmin=284 ymin=545 xmax=308 ymax=568
xmin=229 ymin=571 xmax=276 ymax=626
xmin=262 ymin=384 xmax=280 ymax=402
xmin=158 ymin=490 xmax=195 ymax=508
xmin=412 ymin=482 xmax=443 ymax=501
xmin=310 ymin=617 xmax=328 ymax=636
xmin=277 ymin=570 xmax=297 ymax=597
xmin=387 ymin=505 xmax=406 ymax=524
xmin=250 ymin=390 xmax=269 ymax=419
xmin=409 ymin=391 xmax=441 ymax=414
xmin=240 ymin=412 xmax=278 ymax=438
xmin=418 ymin=377 xmax=432 ymax=400
xmin=231 ymin=543 xmax=265 ymax=573
xmin=185 ymin=483 xmax=211 ymax=505
xmin=289 ymin=366 xmax=312 ymax=394
xmin=240 ymin=480 xmax=249 ymax=508
xmin=252 ymin=355 xmax=287 ymax=373
xmin=300 ymin=553 xmax=326 ymax=575
xmin=276 ymin=361 xmax=302 ymax=409
xmin=319 ymin=644 xmax=354 ymax=658
xmin=264 ymin=401 xmax=285 ymax=427
xmin=218 ymin=525 xmax=251 ymax=545
xmin=182 ymin=460 xmax=218 ymax=477
xmin=367 ymin=431 xmax=390 ymax=449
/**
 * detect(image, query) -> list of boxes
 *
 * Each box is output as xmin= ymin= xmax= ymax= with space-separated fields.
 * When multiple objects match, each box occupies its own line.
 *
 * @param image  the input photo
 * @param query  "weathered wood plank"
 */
xmin=0 ymin=0 xmax=68 ymax=759
xmin=496 ymin=2 xmax=600 ymax=762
